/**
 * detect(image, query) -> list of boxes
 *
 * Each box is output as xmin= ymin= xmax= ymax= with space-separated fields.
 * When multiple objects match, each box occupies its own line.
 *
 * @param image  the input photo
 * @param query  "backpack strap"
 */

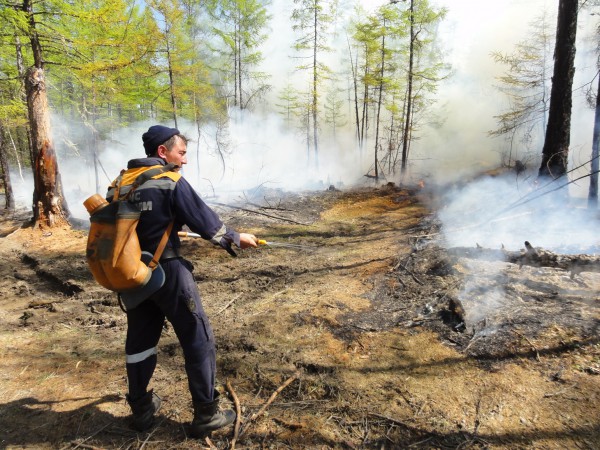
xmin=112 ymin=170 xmax=126 ymax=202
xmin=148 ymin=220 xmax=175 ymax=270
xmin=119 ymin=163 xmax=180 ymax=270
xmin=126 ymin=163 xmax=179 ymax=199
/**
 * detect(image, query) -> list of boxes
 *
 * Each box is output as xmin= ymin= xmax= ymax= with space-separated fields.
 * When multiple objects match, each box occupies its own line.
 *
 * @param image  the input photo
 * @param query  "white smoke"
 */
xmin=438 ymin=172 xmax=600 ymax=253
xmin=9 ymin=0 xmax=598 ymax=231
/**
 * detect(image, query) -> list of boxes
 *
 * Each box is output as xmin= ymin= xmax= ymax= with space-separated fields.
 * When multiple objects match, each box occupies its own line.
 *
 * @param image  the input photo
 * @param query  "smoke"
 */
xmin=439 ymin=171 xmax=599 ymax=251
xmin=9 ymin=0 xmax=598 ymax=231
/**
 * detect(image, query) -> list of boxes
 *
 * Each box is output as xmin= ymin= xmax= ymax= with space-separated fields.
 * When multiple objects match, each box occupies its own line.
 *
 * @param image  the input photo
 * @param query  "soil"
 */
xmin=0 ymin=184 xmax=599 ymax=449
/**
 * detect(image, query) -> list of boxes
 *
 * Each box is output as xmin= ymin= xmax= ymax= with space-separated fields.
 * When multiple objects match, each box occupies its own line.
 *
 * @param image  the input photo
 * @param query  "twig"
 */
xmin=513 ymin=330 xmax=540 ymax=361
xmin=543 ymin=383 xmax=578 ymax=398
xmin=367 ymin=412 xmax=412 ymax=428
xmin=239 ymin=369 xmax=302 ymax=438
xmin=226 ymin=380 xmax=242 ymax=450
xmin=61 ymin=422 xmax=111 ymax=450
xmin=139 ymin=417 xmax=164 ymax=450
xmin=208 ymin=201 xmax=311 ymax=226
xmin=391 ymin=259 xmax=423 ymax=285
xmin=216 ymin=294 xmax=243 ymax=315
xmin=67 ymin=443 xmax=105 ymax=450
xmin=400 ymin=264 xmax=423 ymax=285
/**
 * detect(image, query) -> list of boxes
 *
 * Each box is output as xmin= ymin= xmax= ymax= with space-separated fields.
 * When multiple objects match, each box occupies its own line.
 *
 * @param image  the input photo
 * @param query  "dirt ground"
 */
xmin=0 ymin=184 xmax=599 ymax=449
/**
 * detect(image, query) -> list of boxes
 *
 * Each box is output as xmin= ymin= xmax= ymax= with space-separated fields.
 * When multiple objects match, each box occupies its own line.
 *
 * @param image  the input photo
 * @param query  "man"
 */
xmin=112 ymin=125 xmax=258 ymax=437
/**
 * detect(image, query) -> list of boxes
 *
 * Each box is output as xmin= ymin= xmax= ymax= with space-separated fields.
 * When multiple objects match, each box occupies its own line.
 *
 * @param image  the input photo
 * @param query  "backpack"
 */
xmin=83 ymin=163 xmax=181 ymax=310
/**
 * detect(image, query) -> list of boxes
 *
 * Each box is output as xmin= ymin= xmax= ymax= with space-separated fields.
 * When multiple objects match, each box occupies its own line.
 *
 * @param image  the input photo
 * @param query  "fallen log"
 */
xmin=447 ymin=241 xmax=600 ymax=277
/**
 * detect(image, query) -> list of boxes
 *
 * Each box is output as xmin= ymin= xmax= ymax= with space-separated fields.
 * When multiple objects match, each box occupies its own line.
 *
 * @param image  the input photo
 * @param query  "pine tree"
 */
xmin=291 ymin=0 xmax=336 ymax=168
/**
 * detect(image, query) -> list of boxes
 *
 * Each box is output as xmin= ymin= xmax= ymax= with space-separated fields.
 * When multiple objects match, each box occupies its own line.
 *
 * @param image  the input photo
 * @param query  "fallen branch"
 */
xmin=394 ymin=262 xmax=423 ymax=285
xmin=226 ymin=380 xmax=242 ymax=450
xmin=513 ymin=330 xmax=540 ymax=361
xmin=447 ymin=241 xmax=600 ymax=277
xmin=208 ymin=201 xmax=311 ymax=226
xmin=238 ymin=369 xmax=302 ymax=438
xmin=215 ymin=294 xmax=243 ymax=315
xmin=543 ymin=383 xmax=578 ymax=398
xmin=60 ymin=422 xmax=111 ymax=450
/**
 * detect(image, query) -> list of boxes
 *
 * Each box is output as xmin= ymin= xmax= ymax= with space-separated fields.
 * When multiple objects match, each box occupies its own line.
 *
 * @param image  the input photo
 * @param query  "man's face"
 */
xmin=157 ymin=136 xmax=187 ymax=170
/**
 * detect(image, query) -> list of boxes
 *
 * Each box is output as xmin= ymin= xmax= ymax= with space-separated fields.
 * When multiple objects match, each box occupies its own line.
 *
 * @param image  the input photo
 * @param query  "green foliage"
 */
xmin=206 ymin=0 xmax=271 ymax=109
xmin=490 ymin=11 xmax=554 ymax=155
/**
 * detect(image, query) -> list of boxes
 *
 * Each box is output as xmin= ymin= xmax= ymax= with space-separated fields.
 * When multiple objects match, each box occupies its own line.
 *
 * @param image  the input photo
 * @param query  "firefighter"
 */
xmin=113 ymin=125 xmax=258 ymax=436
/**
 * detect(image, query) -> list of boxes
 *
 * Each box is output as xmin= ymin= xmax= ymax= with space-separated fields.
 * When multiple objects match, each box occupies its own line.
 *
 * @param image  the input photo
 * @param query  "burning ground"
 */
xmin=0 ymin=183 xmax=599 ymax=449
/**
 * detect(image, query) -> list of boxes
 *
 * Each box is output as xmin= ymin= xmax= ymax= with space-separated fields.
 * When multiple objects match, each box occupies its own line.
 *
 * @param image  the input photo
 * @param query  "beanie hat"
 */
xmin=142 ymin=125 xmax=180 ymax=155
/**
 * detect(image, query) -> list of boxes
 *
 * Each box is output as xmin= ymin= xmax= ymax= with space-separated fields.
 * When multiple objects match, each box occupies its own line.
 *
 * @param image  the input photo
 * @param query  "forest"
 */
xmin=1 ymin=1 xmax=600 ymax=449
xmin=0 ymin=0 xmax=594 ymax=225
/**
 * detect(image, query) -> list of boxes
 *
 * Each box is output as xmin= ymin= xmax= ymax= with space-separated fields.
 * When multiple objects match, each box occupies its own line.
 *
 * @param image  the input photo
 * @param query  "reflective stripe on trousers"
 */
xmin=125 ymin=258 xmax=216 ymax=403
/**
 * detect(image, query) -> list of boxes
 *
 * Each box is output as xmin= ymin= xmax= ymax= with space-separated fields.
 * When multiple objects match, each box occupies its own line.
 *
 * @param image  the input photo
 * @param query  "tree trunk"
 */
xmin=401 ymin=0 xmax=414 ymax=175
xmin=374 ymin=29 xmax=386 ymax=180
xmin=587 ymin=74 xmax=600 ymax=208
xmin=238 ymin=20 xmax=243 ymax=109
xmin=165 ymin=31 xmax=178 ymax=128
xmin=312 ymin=5 xmax=319 ymax=169
xmin=538 ymin=0 xmax=578 ymax=180
xmin=0 ymin=126 xmax=15 ymax=210
xmin=25 ymin=67 xmax=70 ymax=228
xmin=347 ymin=37 xmax=361 ymax=151
xmin=234 ymin=20 xmax=239 ymax=107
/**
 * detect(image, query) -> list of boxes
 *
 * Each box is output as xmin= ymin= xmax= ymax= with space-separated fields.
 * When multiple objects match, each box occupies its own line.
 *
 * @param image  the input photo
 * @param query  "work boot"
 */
xmin=126 ymin=390 xmax=162 ymax=431
xmin=189 ymin=392 xmax=236 ymax=438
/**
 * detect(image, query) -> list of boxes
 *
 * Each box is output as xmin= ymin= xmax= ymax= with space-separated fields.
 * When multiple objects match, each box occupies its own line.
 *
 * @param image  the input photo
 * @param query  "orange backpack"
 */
xmin=83 ymin=164 xmax=181 ymax=310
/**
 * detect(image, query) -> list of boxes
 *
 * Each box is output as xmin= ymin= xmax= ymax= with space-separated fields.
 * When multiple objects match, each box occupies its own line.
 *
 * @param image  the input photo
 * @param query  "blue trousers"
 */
xmin=125 ymin=258 xmax=216 ymax=403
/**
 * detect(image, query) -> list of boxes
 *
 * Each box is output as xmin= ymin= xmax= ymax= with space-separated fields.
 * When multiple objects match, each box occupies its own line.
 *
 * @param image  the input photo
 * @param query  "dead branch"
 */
xmin=367 ymin=412 xmax=412 ymax=428
xmin=216 ymin=294 xmax=242 ymax=315
xmin=60 ymin=423 xmax=111 ymax=450
xmin=543 ymin=383 xmax=578 ymax=398
xmin=393 ymin=261 xmax=423 ymax=285
xmin=447 ymin=241 xmax=600 ymax=277
xmin=226 ymin=380 xmax=242 ymax=450
xmin=513 ymin=330 xmax=540 ymax=361
xmin=207 ymin=201 xmax=310 ymax=226
xmin=238 ymin=369 xmax=302 ymax=438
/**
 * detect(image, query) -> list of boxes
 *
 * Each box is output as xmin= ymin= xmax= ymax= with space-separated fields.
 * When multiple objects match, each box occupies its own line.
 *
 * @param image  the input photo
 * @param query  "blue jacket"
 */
xmin=108 ymin=157 xmax=240 ymax=255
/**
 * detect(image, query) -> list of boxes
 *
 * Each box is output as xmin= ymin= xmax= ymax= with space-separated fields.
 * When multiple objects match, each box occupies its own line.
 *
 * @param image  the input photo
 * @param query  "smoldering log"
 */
xmin=447 ymin=241 xmax=600 ymax=277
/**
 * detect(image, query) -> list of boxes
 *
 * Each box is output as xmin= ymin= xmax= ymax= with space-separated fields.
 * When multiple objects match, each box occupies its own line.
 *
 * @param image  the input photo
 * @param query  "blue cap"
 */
xmin=142 ymin=125 xmax=180 ymax=156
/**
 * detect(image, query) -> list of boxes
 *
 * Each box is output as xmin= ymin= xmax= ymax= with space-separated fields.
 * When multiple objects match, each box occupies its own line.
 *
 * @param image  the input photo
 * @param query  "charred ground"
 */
xmin=0 ymin=184 xmax=599 ymax=449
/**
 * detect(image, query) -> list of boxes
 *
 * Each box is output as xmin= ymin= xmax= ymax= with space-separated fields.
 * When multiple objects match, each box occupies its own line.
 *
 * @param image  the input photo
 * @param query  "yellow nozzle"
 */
xmin=258 ymin=239 xmax=267 ymax=245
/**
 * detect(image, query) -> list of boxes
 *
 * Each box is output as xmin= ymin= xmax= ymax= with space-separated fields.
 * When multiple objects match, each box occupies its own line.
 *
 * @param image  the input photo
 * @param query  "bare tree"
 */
xmin=22 ymin=0 xmax=70 ymax=227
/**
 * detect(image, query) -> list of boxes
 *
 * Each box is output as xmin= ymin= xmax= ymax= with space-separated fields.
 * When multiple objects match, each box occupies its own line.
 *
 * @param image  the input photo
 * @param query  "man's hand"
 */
xmin=239 ymin=233 xmax=258 ymax=249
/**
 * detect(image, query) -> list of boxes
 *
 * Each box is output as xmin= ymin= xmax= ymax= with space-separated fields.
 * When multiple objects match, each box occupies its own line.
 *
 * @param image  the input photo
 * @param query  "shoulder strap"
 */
xmin=134 ymin=163 xmax=178 ymax=269
xmin=148 ymin=220 xmax=175 ymax=270
xmin=133 ymin=163 xmax=178 ymax=187
xmin=112 ymin=170 xmax=126 ymax=202
xmin=126 ymin=163 xmax=179 ymax=200
xmin=113 ymin=163 xmax=179 ymax=268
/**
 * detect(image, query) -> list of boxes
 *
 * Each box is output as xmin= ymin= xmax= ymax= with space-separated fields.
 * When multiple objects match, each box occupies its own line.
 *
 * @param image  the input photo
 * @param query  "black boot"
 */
xmin=126 ymin=390 xmax=162 ymax=431
xmin=189 ymin=393 xmax=236 ymax=438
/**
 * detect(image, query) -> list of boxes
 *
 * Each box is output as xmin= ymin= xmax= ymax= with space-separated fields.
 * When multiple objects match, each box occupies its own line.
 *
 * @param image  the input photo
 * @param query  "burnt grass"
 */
xmin=0 ymin=185 xmax=599 ymax=449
